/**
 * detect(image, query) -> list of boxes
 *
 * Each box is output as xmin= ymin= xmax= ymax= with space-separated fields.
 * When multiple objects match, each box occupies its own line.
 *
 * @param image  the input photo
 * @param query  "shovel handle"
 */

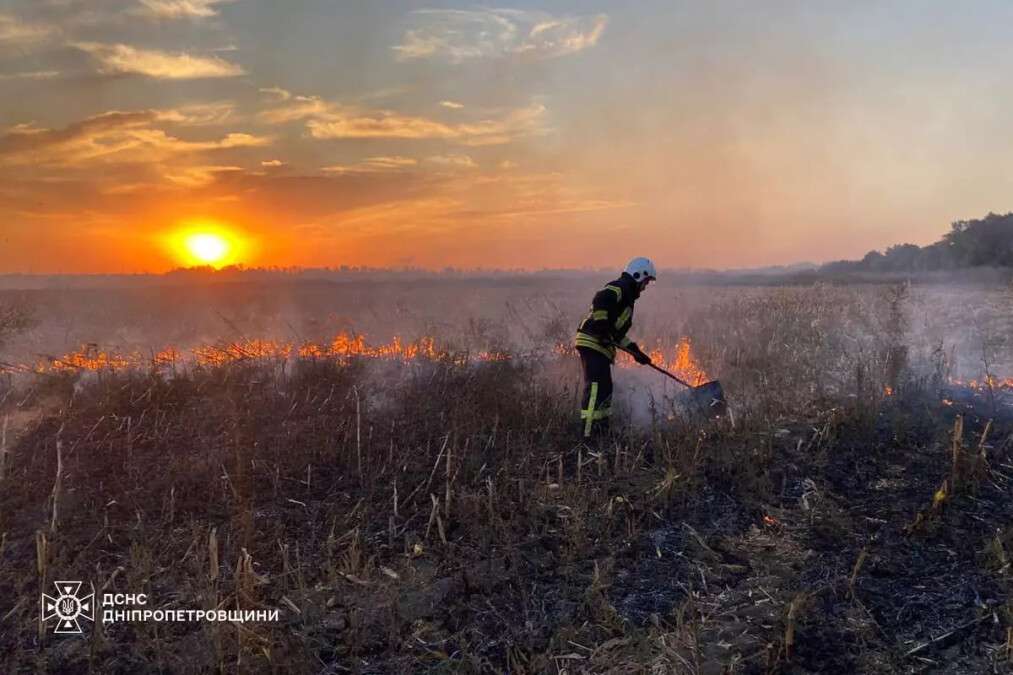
xmin=617 ymin=345 xmax=694 ymax=389
xmin=646 ymin=361 xmax=694 ymax=389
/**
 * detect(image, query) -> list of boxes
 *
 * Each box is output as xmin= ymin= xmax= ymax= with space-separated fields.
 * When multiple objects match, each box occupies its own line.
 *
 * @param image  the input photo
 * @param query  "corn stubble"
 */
xmin=0 ymin=283 xmax=1011 ymax=672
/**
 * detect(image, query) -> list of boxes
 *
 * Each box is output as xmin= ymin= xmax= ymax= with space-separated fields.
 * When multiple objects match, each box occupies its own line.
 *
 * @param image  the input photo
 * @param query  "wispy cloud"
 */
xmin=322 ymin=156 xmax=418 ymax=174
xmin=440 ymin=100 xmax=464 ymax=109
xmin=155 ymin=102 xmax=236 ymax=126
xmin=258 ymin=94 xmax=329 ymax=124
xmin=260 ymin=159 xmax=284 ymax=167
xmin=0 ymin=70 xmax=60 ymax=81
xmin=163 ymin=164 xmax=242 ymax=187
xmin=262 ymin=91 xmax=547 ymax=145
xmin=393 ymin=9 xmax=607 ymax=63
xmin=136 ymin=0 xmax=237 ymax=20
xmin=74 ymin=42 xmax=244 ymax=79
xmin=258 ymin=86 xmax=292 ymax=102
xmin=426 ymin=154 xmax=476 ymax=169
xmin=0 ymin=110 xmax=268 ymax=167
xmin=307 ymin=104 xmax=546 ymax=145
xmin=0 ymin=12 xmax=56 ymax=45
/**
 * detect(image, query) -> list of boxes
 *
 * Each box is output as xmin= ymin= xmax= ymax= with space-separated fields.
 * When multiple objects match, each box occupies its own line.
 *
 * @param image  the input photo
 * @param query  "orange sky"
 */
xmin=2 ymin=1 xmax=1012 ymax=272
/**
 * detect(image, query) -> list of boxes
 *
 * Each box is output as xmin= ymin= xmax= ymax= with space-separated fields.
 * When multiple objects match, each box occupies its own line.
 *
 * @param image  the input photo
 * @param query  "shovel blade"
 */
xmin=688 ymin=380 xmax=727 ymax=418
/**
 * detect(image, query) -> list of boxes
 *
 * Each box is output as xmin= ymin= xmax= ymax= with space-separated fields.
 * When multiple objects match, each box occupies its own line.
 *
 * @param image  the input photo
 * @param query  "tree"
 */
xmin=821 ymin=212 xmax=1013 ymax=274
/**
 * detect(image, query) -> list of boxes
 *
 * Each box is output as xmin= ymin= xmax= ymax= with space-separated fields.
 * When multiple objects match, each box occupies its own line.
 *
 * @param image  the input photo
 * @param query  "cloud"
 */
xmin=0 ymin=13 xmax=56 ymax=45
xmin=74 ymin=42 xmax=244 ymax=79
xmin=0 ymin=110 xmax=269 ymax=167
xmin=155 ymin=102 xmax=235 ymax=125
xmin=426 ymin=154 xmax=476 ymax=169
xmin=440 ymin=100 xmax=464 ymax=109
xmin=0 ymin=70 xmax=59 ymax=81
xmin=260 ymin=159 xmax=284 ymax=167
xmin=322 ymin=156 xmax=418 ymax=174
xmin=258 ymin=95 xmax=331 ymax=124
xmin=163 ymin=164 xmax=242 ymax=187
xmin=306 ymin=104 xmax=546 ymax=145
xmin=136 ymin=0 xmax=236 ymax=19
xmin=393 ymin=9 xmax=607 ymax=63
xmin=263 ymin=92 xmax=546 ymax=145
xmin=258 ymin=86 xmax=291 ymax=102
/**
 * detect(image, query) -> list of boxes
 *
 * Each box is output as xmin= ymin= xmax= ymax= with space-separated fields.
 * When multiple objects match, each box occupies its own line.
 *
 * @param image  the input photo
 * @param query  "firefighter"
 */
xmin=574 ymin=257 xmax=656 ymax=439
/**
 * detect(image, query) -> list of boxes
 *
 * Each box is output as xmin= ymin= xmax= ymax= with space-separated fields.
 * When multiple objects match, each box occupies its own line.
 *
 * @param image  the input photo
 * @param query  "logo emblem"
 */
xmin=41 ymin=581 xmax=94 ymax=634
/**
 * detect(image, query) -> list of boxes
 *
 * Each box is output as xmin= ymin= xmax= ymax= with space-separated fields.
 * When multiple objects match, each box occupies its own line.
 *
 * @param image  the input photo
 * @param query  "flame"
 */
xmin=4 ymin=333 xmax=713 ymax=379
xmin=948 ymin=375 xmax=1013 ymax=390
xmin=645 ymin=337 xmax=710 ymax=385
xmin=883 ymin=386 xmax=894 ymax=396
xmin=6 ymin=333 xmax=512 ymax=375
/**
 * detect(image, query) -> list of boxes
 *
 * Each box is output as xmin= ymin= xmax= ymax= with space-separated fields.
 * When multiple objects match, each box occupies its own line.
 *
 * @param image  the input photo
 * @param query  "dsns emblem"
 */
xmin=41 ymin=581 xmax=94 ymax=634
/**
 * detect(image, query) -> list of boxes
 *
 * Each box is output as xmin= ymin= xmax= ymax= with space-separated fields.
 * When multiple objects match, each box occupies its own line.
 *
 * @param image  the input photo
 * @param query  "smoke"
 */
xmin=612 ymin=366 xmax=694 ymax=429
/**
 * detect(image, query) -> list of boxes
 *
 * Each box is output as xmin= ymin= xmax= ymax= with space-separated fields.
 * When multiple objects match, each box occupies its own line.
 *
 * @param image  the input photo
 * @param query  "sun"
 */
xmin=185 ymin=233 xmax=230 ymax=265
xmin=166 ymin=221 xmax=247 ymax=269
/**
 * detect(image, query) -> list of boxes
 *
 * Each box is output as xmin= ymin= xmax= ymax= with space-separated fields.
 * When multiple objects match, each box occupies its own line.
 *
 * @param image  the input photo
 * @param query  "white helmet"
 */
xmin=624 ymin=257 xmax=657 ymax=283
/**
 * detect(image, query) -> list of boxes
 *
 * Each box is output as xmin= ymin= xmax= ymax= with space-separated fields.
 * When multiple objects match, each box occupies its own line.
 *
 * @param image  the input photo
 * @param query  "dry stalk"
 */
xmin=278 ymin=540 xmax=291 ymax=589
xmin=426 ymin=494 xmax=447 ymax=544
xmin=445 ymin=440 xmax=452 ymax=520
xmin=423 ymin=435 xmax=449 ymax=496
xmin=167 ymin=486 xmax=175 ymax=525
xmin=973 ymin=419 xmax=993 ymax=482
xmin=36 ymin=530 xmax=47 ymax=642
xmin=353 ymin=385 xmax=362 ymax=481
xmin=848 ymin=546 xmax=868 ymax=599
xmin=0 ymin=414 xmax=8 ymax=480
xmin=951 ymin=415 xmax=964 ymax=491
xmin=126 ymin=415 xmax=132 ymax=465
xmin=208 ymin=527 xmax=219 ymax=583
xmin=49 ymin=436 xmax=63 ymax=533
xmin=784 ymin=593 xmax=806 ymax=661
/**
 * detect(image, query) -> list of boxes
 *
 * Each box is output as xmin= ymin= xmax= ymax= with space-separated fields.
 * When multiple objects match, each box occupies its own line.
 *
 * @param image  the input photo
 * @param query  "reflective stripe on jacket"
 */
xmin=574 ymin=273 xmax=640 ymax=363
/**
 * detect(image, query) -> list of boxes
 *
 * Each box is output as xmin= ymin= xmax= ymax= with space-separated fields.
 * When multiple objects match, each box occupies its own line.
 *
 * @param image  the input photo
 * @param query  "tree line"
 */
xmin=822 ymin=212 xmax=1013 ymax=273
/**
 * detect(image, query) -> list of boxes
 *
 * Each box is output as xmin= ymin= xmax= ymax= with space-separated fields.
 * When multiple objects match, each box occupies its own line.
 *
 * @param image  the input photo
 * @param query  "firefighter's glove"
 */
xmin=628 ymin=343 xmax=652 ymax=365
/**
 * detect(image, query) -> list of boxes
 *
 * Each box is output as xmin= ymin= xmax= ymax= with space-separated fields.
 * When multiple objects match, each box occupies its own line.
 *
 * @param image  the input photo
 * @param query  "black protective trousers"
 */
xmin=577 ymin=346 xmax=613 ymax=439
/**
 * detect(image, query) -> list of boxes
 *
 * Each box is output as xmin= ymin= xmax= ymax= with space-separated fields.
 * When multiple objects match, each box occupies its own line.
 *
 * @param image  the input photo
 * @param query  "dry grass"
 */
xmin=0 ymin=282 xmax=1010 ymax=673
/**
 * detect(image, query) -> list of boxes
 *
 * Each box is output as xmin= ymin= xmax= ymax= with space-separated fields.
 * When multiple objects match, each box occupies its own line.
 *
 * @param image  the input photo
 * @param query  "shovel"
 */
xmin=649 ymin=362 xmax=727 ymax=417
xmin=621 ymin=347 xmax=728 ymax=418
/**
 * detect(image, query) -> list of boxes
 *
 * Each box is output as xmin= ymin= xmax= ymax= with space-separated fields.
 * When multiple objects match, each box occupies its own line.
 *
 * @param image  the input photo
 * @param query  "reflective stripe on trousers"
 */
xmin=578 ymin=346 xmax=613 ymax=438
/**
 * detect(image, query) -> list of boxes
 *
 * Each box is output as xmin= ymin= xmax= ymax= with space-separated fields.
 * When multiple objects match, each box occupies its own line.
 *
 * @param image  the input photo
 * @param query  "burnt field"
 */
xmin=0 ymin=279 xmax=1012 ymax=673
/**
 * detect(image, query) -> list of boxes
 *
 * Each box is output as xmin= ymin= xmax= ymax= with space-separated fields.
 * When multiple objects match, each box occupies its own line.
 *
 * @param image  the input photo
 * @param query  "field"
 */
xmin=0 ymin=277 xmax=1012 ymax=673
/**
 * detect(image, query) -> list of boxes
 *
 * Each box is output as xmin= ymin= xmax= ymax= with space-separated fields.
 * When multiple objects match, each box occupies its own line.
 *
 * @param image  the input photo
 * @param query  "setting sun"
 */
xmin=165 ymin=222 xmax=249 ymax=269
xmin=185 ymin=233 xmax=229 ymax=265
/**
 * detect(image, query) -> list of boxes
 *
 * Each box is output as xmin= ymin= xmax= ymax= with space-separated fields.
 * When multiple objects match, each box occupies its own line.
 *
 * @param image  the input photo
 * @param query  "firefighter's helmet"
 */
xmin=624 ymin=257 xmax=657 ymax=283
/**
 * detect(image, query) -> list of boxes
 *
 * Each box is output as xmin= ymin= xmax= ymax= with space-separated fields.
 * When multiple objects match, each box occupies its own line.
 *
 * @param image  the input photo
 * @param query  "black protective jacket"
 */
xmin=574 ymin=272 xmax=641 ymax=363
